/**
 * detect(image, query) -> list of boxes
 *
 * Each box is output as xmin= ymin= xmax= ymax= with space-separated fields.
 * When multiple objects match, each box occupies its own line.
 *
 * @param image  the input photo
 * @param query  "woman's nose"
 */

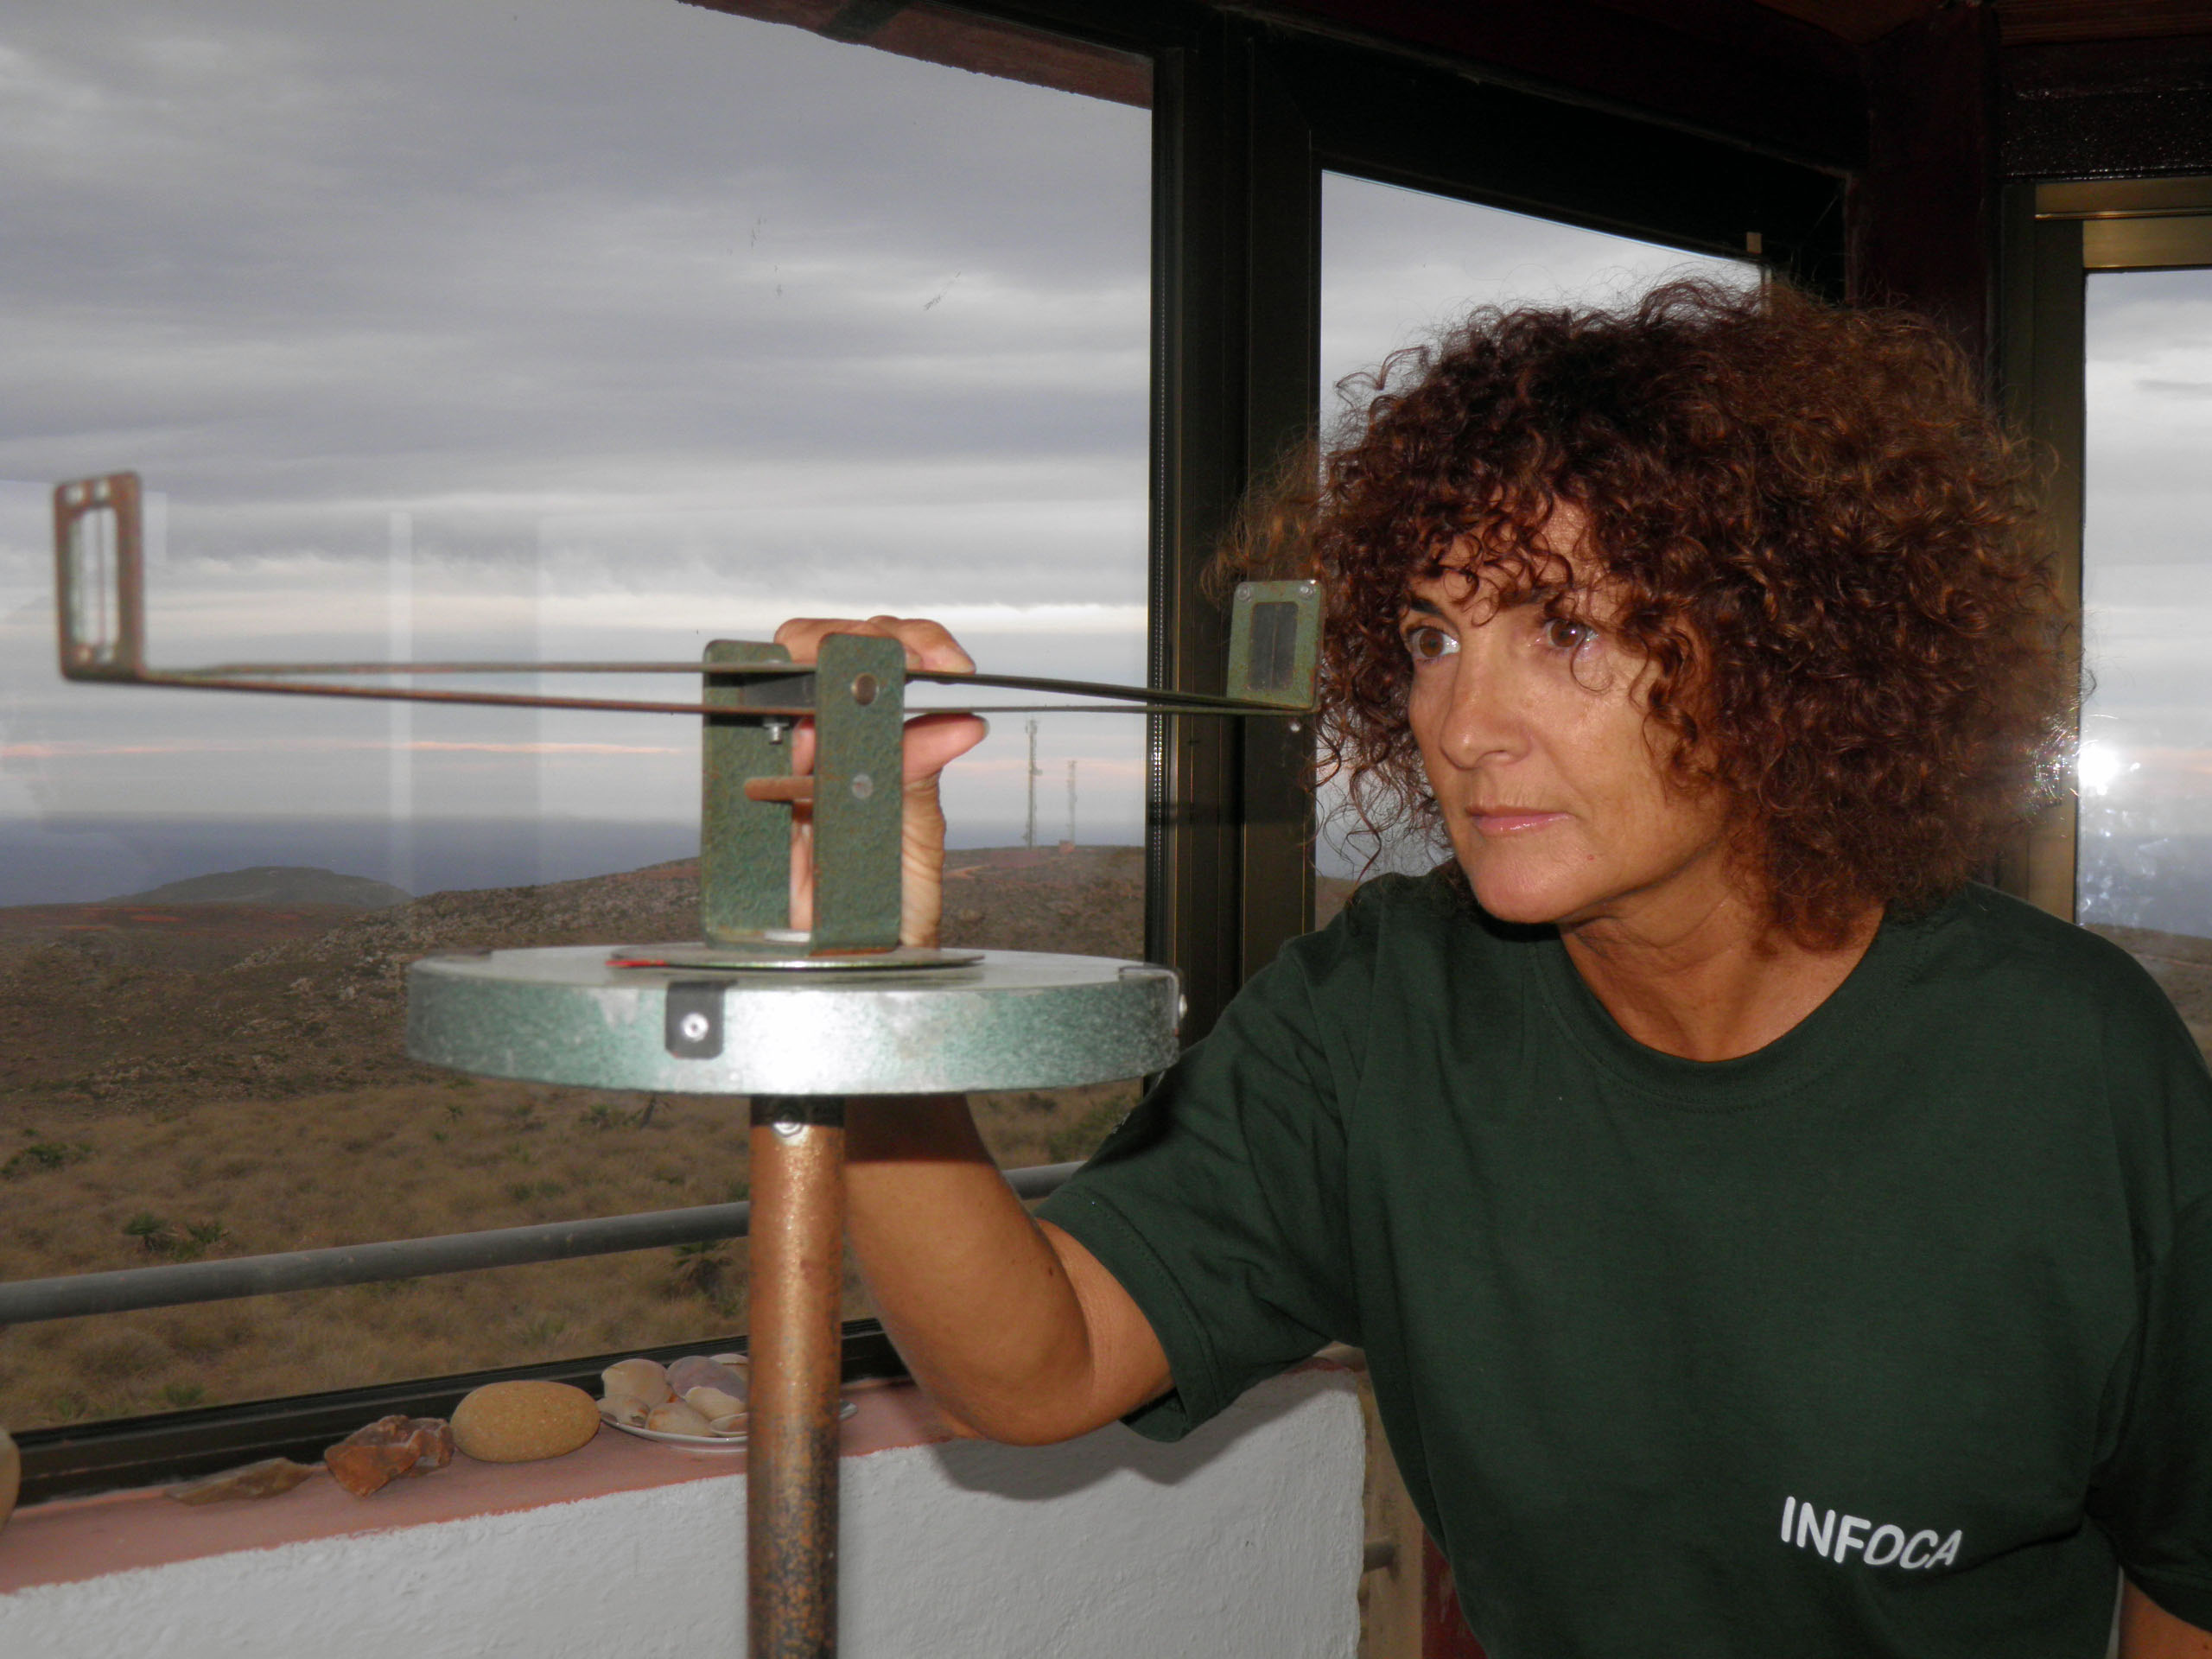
xmin=1432 ymin=647 xmax=1524 ymax=769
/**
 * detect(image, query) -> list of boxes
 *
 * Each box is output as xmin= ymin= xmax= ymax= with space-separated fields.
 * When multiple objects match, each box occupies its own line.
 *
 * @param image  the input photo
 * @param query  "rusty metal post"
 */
xmin=747 ymin=1095 xmax=848 ymax=1657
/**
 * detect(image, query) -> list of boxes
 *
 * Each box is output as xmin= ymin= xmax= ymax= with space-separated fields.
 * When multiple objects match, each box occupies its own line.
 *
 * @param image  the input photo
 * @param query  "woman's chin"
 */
xmin=1461 ymin=868 xmax=1574 ymax=927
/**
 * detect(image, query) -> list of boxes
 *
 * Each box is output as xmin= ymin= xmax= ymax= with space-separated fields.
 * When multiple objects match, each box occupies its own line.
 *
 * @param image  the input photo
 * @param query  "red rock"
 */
xmin=324 ymin=1414 xmax=454 ymax=1497
xmin=167 ymin=1457 xmax=322 ymax=1506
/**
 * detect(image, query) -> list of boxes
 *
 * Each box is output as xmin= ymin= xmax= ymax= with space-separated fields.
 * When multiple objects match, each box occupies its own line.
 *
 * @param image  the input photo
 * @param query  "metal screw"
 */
xmin=850 ymin=772 xmax=874 ymax=800
xmin=850 ymin=673 xmax=877 ymax=707
xmin=677 ymin=1011 xmax=711 ymax=1043
xmin=764 ymin=718 xmax=789 ymax=746
xmin=771 ymin=1116 xmax=809 ymax=1144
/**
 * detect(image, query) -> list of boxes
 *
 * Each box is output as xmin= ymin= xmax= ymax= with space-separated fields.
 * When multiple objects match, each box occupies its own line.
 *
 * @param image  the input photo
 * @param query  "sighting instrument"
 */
xmin=53 ymin=471 xmax=1319 ymax=1659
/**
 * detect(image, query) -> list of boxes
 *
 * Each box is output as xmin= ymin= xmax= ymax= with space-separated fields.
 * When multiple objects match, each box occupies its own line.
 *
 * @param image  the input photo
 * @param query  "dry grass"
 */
xmin=0 ymin=1075 xmax=1133 ymax=1431
xmin=0 ymin=847 xmax=1150 ymax=1433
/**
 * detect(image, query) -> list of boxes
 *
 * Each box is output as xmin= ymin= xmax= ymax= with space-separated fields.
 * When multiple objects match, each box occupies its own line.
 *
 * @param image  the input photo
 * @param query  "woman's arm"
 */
xmin=2121 ymin=1583 xmax=2212 ymax=1657
xmin=769 ymin=615 xmax=1173 ymax=1444
xmin=843 ymin=1094 xmax=1172 ymax=1443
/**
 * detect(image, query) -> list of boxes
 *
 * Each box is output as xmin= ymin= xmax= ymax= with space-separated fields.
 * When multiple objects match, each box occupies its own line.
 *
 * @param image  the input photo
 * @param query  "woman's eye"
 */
xmin=1403 ymin=626 xmax=1457 ymax=662
xmin=1541 ymin=617 xmax=1591 ymax=651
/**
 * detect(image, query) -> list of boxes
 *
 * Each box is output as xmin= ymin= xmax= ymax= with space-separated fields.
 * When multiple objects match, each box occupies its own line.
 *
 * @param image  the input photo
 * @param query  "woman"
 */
xmin=776 ymin=281 xmax=2212 ymax=1656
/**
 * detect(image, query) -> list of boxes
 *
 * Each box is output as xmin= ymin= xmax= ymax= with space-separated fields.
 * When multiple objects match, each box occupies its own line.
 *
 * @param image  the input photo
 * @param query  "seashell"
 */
xmin=598 ymin=1397 xmax=650 ymax=1428
xmin=645 ymin=1400 xmax=715 ymax=1437
xmin=710 ymin=1353 xmax=748 ymax=1370
xmin=708 ymin=1413 xmax=749 ymax=1438
xmin=683 ymin=1386 xmax=746 ymax=1421
xmin=601 ymin=1358 xmax=673 ymax=1406
xmin=667 ymin=1356 xmax=746 ymax=1400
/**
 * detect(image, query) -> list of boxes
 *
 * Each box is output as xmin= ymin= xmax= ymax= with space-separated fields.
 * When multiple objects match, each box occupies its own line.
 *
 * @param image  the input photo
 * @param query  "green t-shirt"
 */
xmin=1038 ymin=876 xmax=2212 ymax=1657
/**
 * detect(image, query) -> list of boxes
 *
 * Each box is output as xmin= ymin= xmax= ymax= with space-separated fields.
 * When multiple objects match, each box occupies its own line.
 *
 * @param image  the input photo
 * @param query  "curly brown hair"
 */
xmin=1268 ymin=276 xmax=2069 ymax=944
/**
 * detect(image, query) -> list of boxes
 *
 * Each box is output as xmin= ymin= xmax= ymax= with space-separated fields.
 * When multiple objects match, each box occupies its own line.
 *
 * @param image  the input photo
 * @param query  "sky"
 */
xmin=15 ymin=3 xmax=2166 ymax=917
xmin=0 ymin=0 xmax=1154 ymax=875
xmin=0 ymin=0 xmax=1749 ymax=900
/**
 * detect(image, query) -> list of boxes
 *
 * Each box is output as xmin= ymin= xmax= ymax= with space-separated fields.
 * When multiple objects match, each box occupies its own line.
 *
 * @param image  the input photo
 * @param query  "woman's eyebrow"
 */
xmin=1500 ymin=582 xmax=1574 ymax=612
xmin=1400 ymin=595 xmax=1448 ymax=622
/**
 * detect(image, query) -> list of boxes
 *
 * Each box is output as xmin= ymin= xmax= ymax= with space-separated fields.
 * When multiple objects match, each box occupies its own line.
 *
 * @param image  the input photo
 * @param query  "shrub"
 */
xmin=3 ymin=1141 xmax=92 ymax=1179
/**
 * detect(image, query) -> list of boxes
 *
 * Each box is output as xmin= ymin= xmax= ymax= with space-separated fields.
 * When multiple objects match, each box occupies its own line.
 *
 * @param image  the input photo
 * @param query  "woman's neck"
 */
xmin=1557 ymin=890 xmax=1881 ymax=1063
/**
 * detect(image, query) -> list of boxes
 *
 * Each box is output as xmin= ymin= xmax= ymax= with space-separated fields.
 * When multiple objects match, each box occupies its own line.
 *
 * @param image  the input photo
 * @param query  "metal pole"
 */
xmin=747 ymin=1096 xmax=849 ymax=1658
xmin=0 ymin=1164 xmax=1077 ymax=1328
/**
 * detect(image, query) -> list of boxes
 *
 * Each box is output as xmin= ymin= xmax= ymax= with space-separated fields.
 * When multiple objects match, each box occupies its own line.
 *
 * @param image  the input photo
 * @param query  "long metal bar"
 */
xmin=189 ymin=659 xmax=1299 ymax=711
xmin=99 ymin=670 xmax=1300 ymax=721
xmin=748 ymin=1096 xmax=848 ymax=1659
xmin=192 ymin=661 xmax=1274 ymax=705
xmin=0 ymin=1161 xmax=1077 ymax=1327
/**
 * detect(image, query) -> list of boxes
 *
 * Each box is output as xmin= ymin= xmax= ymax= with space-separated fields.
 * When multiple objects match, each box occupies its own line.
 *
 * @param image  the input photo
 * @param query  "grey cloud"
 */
xmin=0 ymin=0 xmax=1152 ymax=579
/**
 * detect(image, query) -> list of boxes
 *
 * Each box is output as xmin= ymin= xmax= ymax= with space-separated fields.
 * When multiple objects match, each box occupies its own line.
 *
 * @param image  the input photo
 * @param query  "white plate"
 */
xmin=607 ymin=1401 xmax=858 ymax=1452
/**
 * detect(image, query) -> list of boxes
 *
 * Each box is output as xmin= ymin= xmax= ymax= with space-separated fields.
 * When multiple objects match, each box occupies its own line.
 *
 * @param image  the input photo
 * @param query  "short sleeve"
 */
xmin=1036 ymin=916 xmax=1370 ymax=1441
xmin=2091 ymin=1196 xmax=2212 ymax=1630
xmin=2086 ymin=957 xmax=2212 ymax=1632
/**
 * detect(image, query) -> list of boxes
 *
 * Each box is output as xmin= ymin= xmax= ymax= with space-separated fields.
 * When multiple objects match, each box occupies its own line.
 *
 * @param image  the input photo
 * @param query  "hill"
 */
xmin=0 ymin=847 xmax=1144 ymax=1116
xmin=108 ymin=866 xmax=411 ymax=909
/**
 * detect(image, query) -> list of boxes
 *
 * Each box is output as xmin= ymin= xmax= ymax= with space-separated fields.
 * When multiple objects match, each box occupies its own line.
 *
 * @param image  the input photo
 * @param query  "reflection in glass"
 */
xmin=2077 ymin=269 xmax=2212 ymax=1061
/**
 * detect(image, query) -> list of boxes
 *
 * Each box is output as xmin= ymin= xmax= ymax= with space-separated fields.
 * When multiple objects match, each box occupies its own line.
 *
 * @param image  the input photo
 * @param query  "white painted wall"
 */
xmin=0 ymin=1370 xmax=1363 ymax=1659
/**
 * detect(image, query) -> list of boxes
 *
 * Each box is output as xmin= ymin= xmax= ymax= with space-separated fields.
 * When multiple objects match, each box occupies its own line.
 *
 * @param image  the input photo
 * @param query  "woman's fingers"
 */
xmin=772 ymin=614 xmax=976 ymax=675
xmin=899 ymin=711 xmax=989 ymax=780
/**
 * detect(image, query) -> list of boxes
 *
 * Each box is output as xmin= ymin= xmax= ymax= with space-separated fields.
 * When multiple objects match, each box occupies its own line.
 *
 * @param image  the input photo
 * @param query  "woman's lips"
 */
xmin=1471 ymin=810 xmax=1568 ymax=836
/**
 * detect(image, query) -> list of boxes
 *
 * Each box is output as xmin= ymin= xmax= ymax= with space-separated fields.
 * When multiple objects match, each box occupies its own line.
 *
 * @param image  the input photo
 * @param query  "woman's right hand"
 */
xmin=769 ymin=615 xmax=987 ymax=949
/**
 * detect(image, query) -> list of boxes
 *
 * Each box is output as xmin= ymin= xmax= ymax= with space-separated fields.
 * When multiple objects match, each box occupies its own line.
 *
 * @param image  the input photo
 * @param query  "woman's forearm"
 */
xmin=842 ymin=1094 xmax=1169 ymax=1445
xmin=2121 ymin=1583 xmax=2212 ymax=1657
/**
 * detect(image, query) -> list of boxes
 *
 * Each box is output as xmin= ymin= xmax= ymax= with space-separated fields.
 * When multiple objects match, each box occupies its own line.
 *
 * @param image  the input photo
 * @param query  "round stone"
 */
xmin=451 ymin=1381 xmax=601 ymax=1464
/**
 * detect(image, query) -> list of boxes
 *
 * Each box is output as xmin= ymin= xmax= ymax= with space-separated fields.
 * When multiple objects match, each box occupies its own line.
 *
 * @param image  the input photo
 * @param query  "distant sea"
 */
xmin=0 ymin=816 xmax=1072 ymax=907
xmin=23 ymin=813 xmax=2188 ymax=927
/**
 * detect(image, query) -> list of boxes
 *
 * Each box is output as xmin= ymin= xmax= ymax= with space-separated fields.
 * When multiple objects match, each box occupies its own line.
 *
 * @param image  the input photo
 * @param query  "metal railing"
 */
xmin=0 ymin=1160 xmax=1079 ymax=1326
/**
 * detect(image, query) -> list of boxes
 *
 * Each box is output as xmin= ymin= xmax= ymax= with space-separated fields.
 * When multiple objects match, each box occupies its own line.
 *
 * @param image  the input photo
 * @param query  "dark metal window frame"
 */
xmin=11 ymin=0 xmax=1847 ymax=1501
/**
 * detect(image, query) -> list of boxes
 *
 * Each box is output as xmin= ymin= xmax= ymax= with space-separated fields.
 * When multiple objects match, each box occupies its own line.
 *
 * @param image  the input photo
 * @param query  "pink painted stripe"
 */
xmin=0 ymin=1381 xmax=955 ymax=1594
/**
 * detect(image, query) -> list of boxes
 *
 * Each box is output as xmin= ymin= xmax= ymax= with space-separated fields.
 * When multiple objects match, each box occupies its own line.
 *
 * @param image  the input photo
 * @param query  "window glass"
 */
xmin=1316 ymin=175 xmax=1747 ymax=914
xmin=2078 ymin=268 xmax=2212 ymax=1061
xmin=0 ymin=0 xmax=1147 ymax=1427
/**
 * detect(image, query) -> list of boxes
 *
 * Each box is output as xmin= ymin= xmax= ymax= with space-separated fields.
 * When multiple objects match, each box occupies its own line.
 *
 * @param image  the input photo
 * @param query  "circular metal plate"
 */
xmin=406 ymin=945 xmax=1181 ymax=1095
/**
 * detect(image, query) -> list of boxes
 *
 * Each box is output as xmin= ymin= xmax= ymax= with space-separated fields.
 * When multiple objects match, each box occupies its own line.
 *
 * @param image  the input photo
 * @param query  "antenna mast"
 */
xmin=1024 ymin=719 xmax=1040 ymax=849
